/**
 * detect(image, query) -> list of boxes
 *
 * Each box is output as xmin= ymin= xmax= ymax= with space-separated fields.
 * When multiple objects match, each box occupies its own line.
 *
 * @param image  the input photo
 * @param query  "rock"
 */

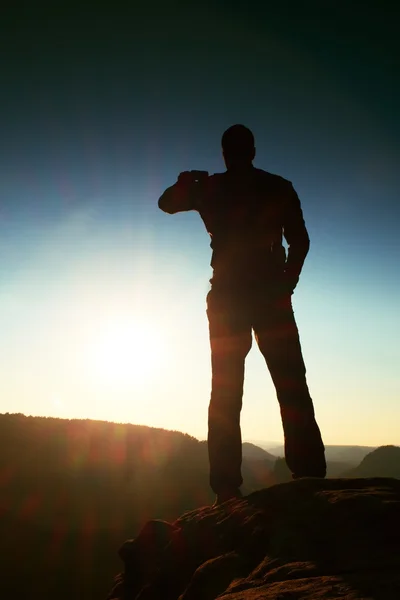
xmin=107 ymin=478 xmax=400 ymax=599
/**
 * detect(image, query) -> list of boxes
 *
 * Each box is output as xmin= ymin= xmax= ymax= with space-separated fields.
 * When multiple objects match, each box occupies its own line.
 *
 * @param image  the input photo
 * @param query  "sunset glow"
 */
xmin=87 ymin=318 xmax=166 ymax=387
xmin=0 ymin=4 xmax=399 ymax=447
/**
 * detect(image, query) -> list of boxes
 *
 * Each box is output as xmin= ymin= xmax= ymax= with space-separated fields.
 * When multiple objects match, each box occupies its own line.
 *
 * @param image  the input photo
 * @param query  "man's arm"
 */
xmin=158 ymin=171 xmax=204 ymax=214
xmin=282 ymin=182 xmax=310 ymax=291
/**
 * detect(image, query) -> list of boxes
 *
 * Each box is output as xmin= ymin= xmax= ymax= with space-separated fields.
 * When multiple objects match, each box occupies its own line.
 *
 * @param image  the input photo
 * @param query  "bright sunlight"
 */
xmin=86 ymin=317 xmax=166 ymax=388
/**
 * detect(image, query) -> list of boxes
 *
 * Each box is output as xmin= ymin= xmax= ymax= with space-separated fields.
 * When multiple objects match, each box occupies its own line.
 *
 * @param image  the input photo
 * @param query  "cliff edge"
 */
xmin=108 ymin=477 xmax=400 ymax=599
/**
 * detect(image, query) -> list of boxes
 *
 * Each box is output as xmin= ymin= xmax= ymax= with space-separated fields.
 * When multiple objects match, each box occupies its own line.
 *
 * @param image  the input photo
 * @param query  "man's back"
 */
xmin=198 ymin=167 xmax=293 ymax=285
xmin=159 ymin=164 xmax=310 ymax=290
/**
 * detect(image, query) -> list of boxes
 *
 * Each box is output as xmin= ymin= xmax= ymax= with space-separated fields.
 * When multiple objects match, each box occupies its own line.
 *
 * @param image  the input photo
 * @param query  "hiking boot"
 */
xmin=213 ymin=488 xmax=243 ymax=507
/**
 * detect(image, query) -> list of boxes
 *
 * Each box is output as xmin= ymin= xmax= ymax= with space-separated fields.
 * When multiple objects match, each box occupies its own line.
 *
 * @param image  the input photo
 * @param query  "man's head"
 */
xmin=221 ymin=124 xmax=255 ymax=169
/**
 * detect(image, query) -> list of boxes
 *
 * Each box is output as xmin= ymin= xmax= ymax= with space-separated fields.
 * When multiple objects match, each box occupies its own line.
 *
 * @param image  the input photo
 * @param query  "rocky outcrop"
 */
xmin=108 ymin=478 xmax=400 ymax=599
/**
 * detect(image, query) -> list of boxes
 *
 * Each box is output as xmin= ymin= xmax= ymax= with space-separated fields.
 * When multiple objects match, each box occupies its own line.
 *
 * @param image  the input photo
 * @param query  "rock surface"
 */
xmin=107 ymin=478 xmax=400 ymax=599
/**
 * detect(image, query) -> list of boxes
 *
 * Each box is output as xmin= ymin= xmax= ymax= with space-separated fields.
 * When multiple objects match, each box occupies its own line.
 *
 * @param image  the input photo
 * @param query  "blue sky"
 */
xmin=0 ymin=2 xmax=399 ymax=445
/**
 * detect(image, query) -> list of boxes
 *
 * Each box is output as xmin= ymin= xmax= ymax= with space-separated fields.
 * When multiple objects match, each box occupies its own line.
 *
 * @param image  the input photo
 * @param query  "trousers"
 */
xmin=206 ymin=284 xmax=326 ymax=494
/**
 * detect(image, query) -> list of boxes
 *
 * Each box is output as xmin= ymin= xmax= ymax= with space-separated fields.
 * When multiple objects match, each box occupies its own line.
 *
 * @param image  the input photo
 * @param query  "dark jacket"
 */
xmin=158 ymin=166 xmax=310 ymax=290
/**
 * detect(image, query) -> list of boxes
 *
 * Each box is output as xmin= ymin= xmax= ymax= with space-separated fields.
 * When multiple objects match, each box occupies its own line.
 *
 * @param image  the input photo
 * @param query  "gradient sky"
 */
xmin=1 ymin=2 xmax=399 ymax=446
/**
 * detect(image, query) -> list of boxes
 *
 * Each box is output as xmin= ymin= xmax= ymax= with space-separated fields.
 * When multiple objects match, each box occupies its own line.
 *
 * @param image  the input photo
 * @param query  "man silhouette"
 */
xmin=158 ymin=125 xmax=326 ymax=504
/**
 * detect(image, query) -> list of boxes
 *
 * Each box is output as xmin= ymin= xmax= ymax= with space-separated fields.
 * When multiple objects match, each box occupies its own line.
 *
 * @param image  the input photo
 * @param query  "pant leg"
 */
xmin=253 ymin=292 xmax=326 ymax=478
xmin=206 ymin=288 xmax=252 ymax=494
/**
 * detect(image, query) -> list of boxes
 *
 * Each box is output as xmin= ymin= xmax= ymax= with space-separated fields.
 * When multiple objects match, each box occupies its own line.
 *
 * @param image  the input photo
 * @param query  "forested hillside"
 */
xmin=0 ymin=413 xmax=273 ymax=599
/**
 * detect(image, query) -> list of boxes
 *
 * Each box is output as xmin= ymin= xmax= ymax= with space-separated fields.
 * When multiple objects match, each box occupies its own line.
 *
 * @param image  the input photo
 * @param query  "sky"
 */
xmin=0 ymin=1 xmax=399 ymax=446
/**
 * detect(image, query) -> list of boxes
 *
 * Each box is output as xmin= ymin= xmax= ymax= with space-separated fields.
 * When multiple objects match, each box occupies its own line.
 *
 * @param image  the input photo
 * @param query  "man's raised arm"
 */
xmin=282 ymin=182 xmax=310 ymax=292
xmin=158 ymin=171 xmax=206 ymax=214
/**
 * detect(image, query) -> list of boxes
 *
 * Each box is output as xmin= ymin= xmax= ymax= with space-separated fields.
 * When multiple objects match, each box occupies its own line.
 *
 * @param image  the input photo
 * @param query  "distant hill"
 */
xmin=245 ymin=440 xmax=281 ymax=454
xmin=323 ymin=445 xmax=378 ymax=464
xmin=343 ymin=445 xmax=400 ymax=479
xmin=242 ymin=442 xmax=276 ymax=463
xmin=264 ymin=444 xmax=376 ymax=465
xmin=326 ymin=461 xmax=355 ymax=478
xmin=267 ymin=455 xmax=387 ymax=485
xmin=0 ymin=413 xmax=275 ymax=528
xmin=2 ymin=413 xmax=397 ymax=599
xmin=0 ymin=413 xmax=275 ymax=599
xmin=197 ymin=439 xmax=274 ymax=492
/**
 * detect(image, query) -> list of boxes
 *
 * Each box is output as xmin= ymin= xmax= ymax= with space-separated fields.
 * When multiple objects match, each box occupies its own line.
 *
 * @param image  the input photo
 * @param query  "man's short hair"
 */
xmin=221 ymin=124 xmax=255 ymax=153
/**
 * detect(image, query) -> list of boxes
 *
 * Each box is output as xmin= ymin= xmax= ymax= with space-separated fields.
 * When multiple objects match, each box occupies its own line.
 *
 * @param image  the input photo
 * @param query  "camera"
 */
xmin=190 ymin=170 xmax=209 ymax=183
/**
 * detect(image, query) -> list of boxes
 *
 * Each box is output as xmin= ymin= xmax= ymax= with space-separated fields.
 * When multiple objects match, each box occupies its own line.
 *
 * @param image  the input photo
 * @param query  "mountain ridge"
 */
xmin=1 ymin=413 xmax=399 ymax=598
xmin=343 ymin=445 xmax=400 ymax=479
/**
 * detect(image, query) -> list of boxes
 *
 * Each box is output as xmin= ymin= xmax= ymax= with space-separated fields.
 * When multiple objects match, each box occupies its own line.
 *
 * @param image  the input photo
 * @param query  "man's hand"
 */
xmin=177 ymin=171 xmax=195 ymax=185
xmin=178 ymin=171 xmax=209 ymax=185
xmin=159 ymin=172 xmax=203 ymax=214
xmin=277 ymin=270 xmax=299 ymax=296
xmin=284 ymin=271 xmax=299 ymax=295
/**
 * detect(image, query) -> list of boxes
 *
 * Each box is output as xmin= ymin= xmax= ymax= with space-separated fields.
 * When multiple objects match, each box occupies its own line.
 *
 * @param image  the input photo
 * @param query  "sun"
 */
xmin=87 ymin=318 xmax=165 ymax=387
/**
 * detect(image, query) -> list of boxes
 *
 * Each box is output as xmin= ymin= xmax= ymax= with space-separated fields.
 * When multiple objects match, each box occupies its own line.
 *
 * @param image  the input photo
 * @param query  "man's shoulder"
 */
xmin=208 ymin=169 xmax=290 ymax=181
xmin=207 ymin=169 xmax=293 ymax=194
xmin=253 ymin=167 xmax=292 ymax=188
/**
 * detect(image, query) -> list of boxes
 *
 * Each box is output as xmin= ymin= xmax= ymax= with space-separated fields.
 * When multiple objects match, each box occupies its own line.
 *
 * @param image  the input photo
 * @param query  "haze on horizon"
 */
xmin=0 ymin=3 xmax=399 ymax=447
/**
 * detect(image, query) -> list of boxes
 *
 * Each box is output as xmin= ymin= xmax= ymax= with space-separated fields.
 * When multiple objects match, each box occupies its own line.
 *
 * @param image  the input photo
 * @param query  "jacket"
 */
xmin=158 ymin=166 xmax=310 ymax=290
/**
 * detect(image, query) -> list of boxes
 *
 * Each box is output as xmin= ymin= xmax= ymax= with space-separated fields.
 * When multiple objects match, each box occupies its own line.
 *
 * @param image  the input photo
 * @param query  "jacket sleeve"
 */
xmin=282 ymin=182 xmax=310 ymax=284
xmin=158 ymin=179 xmax=202 ymax=214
